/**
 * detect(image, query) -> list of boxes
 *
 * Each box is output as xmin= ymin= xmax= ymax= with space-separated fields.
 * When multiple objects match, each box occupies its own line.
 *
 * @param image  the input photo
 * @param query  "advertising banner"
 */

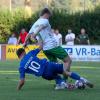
xmin=62 ymin=45 xmax=100 ymax=62
xmin=6 ymin=45 xmax=46 ymax=59
xmin=6 ymin=45 xmax=100 ymax=61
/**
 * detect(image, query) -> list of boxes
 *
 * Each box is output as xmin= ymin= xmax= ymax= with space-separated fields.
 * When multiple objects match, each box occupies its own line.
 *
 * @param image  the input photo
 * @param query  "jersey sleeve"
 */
xmin=19 ymin=67 xmax=25 ymax=79
xmin=28 ymin=25 xmax=35 ymax=34
xmin=39 ymin=19 xmax=48 ymax=27
xmin=30 ymin=48 xmax=40 ymax=56
xmin=29 ymin=19 xmax=48 ymax=35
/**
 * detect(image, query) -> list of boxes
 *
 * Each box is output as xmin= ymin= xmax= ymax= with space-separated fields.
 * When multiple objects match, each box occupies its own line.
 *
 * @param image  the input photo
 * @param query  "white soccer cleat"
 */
xmin=55 ymin=82 xmax=67 ymax=90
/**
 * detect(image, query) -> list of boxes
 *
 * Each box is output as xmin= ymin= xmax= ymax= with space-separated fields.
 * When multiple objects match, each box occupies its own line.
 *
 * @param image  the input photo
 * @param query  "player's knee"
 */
xmin=69 ymin=58 xmax=72 ymax=65
xmin=63 ymin=56 xmax=72 ymax=65
xmin=63 ymin=70 xmax=70 ymax=76
xmin=68 ymin=57 xmax=72 ymax=64
xmin=63 ymin=63 xmax=69 ymax=72
xmin=64 ymin=56 xmax=72 ymax=63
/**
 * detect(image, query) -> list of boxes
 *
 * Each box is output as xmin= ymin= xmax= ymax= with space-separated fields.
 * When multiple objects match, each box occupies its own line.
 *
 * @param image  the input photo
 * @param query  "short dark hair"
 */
xmin=40 ymin=8 xmax=52 ymax=16
xmin=16 ymin=48 xmax=25 ymax=58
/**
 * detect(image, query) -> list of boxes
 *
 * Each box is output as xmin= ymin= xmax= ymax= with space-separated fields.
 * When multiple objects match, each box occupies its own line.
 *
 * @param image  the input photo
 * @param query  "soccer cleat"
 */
xmin=85 ymin=81 xmax=94 ymax=88
xmin=80 ymin=77 xmax=94 ymax=88
xmin=55 ymin=82 xmax=67 ymax=90
xmin=55 ymin=84 xmax=65 ymax=90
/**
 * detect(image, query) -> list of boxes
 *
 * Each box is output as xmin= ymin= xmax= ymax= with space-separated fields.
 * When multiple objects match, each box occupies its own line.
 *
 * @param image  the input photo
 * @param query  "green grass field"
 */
xmin=0 ymin=60 xmax=100 ymax=100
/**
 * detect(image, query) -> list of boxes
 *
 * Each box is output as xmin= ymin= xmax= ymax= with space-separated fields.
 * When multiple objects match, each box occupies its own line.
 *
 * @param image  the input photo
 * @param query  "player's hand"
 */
xmin=23 ymin=42 xmax=27 ymax=48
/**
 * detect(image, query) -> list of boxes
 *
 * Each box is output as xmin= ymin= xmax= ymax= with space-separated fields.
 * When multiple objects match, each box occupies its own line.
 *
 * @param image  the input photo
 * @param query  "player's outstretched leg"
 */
xmin=80 ymin=77 xmax=94 ymax=88
xmin=63 ymin=56 xmax=72 ymax=81
xmin=63 ymin=71 xmax=94 ymax=88
xmin=63 ymin=62 xmax=94 ymax=88
xmin=54 ymin=75 xmax=67 ymax=90
xmin=54 ymin=75 xmax=75 ymax=90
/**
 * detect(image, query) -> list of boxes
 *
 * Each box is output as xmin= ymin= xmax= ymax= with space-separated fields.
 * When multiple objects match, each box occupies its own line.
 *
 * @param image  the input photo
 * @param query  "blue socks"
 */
xmin=70 ymin=72 xmax=80 ymax=80
xmin=63 ymin=76 xmax=68 ymax=82
xmin=55 ymin=75 xmax=65 ymax=84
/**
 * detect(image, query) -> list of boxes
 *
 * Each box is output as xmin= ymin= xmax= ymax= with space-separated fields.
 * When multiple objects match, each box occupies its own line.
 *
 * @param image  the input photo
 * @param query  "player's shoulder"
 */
xmin=25 ymin=49 xmax=37 ymax=57
xmin=19 ymin=63 xmax=24 ymax=71
xmin=40 ymin=18 xmax=48 ymax=21
xmin=38 ymin=18 xmax=49 ymax=23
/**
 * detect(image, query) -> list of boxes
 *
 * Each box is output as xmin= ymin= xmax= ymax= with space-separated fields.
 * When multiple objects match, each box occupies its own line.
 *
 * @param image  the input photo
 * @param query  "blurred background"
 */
xmin=0 ymin=0 xmax=100 ymax=44
xmin=0 ymin=0 xmax=100 ymax=12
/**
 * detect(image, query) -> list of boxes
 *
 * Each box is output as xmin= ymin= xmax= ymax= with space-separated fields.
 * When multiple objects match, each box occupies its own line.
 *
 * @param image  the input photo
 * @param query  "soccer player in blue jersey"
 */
xmin=16 ymin=48 xmax=93 ymax=90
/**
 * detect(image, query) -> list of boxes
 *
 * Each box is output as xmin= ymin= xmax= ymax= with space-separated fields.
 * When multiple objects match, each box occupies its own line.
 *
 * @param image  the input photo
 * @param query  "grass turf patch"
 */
xmin=0 ymin=60 xmax=100 ymax=100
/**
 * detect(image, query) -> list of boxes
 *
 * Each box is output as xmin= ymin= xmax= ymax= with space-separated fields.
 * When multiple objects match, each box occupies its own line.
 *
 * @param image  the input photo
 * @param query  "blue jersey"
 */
xmin=19 ymin=49 xmax=47 ymax=79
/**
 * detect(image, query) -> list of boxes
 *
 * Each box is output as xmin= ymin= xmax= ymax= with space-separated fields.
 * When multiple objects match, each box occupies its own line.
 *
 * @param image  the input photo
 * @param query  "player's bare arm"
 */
xmin=24 ymin=33 xmax=31 ymax=45
xmin=36 ymin=24 xmax=47 ymax=34
xmin=17 ymin=79 xmax=25 ymax=90
xmin=24 ymin=24 xmax=47 ymax=46
xmin=17 ymin=37 xmax=21 ymax=44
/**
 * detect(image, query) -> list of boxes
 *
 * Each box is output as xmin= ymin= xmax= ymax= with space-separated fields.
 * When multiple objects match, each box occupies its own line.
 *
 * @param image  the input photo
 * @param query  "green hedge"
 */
xmin=50 ymin=7 xmax=100 ymax=44
xmin=0 ymin=7 xmax=100 ymax=44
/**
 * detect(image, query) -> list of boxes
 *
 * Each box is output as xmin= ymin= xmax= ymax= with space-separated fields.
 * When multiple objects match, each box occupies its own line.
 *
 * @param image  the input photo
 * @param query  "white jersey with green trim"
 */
xmin=29 ymin=18 xmax=57 ymax=50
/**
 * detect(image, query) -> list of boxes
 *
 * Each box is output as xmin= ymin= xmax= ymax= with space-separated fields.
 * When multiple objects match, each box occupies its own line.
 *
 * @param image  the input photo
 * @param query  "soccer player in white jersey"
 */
xmin=24 ymin=8 xmax=72 ymax=86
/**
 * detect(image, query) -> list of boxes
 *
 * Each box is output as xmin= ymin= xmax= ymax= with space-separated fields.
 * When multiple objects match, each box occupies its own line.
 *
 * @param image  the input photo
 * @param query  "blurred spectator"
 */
xmin=65 ymin=29 xmax=75 ymax=45
xmin=54 ymin=29 xmax=62 ymax=46
xmin=17 ymin=28 xmax=28 ymax=44
xmin=77 ymin=28 xmax=90 ymax=45
xmin=51 ymin=29 xmax=55 ymax=34
xmin=8 ymin=34 xmax=17 ymax=45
